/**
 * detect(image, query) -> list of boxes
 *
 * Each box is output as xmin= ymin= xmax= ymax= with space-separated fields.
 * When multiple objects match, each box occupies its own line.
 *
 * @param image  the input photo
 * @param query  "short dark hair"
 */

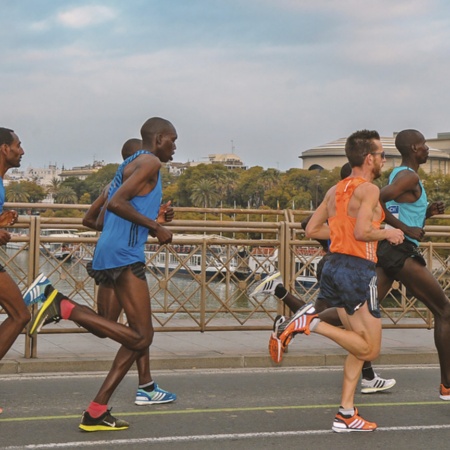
xmin=345 ymin=129 xmax=380 ymax=167
xmin=395 ymin=129 xmax=423 ymax=157
xmin=0 ymin=127 xmax=14 ymax=146
xmin=140 ymin=117 xmax=174 ymax=146
xmin=340 ymin=162 xmax=352 ymax=179
xmin=121 ymin=138 xmax=142 ymax=160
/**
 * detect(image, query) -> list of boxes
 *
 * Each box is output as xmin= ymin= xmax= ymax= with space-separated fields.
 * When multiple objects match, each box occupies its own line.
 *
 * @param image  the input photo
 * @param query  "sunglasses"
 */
xmin=369 ymin=151 xmax=386 ymax=159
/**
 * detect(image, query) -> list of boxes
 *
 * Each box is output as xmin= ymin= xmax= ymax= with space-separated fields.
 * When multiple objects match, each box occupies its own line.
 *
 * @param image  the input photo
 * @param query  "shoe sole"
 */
xmin=135 ymin=399 xmax=176 ymax=405
xmin=268 ymin=333 xmax=283 ymax=363
xmin=79 ymin=424 xmax=129 ymax=432
xmin=361 ymin=379 xmax=396 ymax=394
xmin=332 ymin=426 xmax=376 ymax=433
xmin=23 ymin=273 xmax=47 ymax=306
xmin=251 ymin=272 xmax=281 ymax=297
xmin=440 ymin=395 xmax=450 ymax=400
xmin=28 ymin=289 xmax=59 ymax=336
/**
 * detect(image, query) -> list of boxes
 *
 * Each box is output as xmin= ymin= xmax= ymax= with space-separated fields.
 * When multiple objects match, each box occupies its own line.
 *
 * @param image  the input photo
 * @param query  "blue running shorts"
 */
xmin=317 ymin=252 xmax=380 ymax=318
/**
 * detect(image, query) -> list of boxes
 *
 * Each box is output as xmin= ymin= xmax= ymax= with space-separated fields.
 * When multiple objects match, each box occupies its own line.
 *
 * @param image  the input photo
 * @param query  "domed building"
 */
xmin=300 ymin=134 xmax=450 ymax=175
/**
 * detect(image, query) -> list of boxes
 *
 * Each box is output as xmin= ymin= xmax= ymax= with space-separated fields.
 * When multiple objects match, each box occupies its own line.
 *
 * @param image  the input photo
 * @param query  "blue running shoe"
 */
xmin=23 ymin=273 xmax=52 ymax=306
xmin=135 ymin=384 xmax=177 ymax=405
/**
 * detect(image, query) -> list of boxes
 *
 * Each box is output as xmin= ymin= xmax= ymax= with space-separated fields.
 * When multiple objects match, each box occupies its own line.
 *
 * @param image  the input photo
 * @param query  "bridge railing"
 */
xmin=1 ymin=203 xmax=449 ymax=358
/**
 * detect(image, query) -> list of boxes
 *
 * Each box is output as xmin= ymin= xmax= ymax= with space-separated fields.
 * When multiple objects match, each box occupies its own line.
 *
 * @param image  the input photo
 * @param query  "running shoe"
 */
xmin=332 ymin=407 xmax=377 ymax=433
xmin=268 ymin=315 xmax=287 ymax=364
xmin=23 ymin=273 xmax=52 ymax=306
xmin=361 ymin=374 xmax=396 ymax=394
xmin=28 ymin=286 xmax=61 ymax=336
xmin=79 ymin=409 xmax=129 ymax=432
xmin=439 ymin=384 xmax=450 ymax=400
xmin=277 ymin=301 xmax=318 ymax=345
xmin=251 ymin=272 xmax=282 ymax=297
xmin=135 ymin=383 xmax=177 ymax=405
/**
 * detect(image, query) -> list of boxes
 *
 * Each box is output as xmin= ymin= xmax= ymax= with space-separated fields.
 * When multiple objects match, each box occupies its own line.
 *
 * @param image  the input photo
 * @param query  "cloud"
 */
xmin=57 ymin=5 xmax=117 ymax=28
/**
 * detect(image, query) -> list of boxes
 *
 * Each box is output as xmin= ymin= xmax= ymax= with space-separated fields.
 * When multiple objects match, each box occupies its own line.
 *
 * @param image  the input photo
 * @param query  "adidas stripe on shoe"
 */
xmin=361 ymin=374 xmax=396 ymax=394
xmin=135 ymin=384 xmax=177 ymax=405
xmin=23 ymin=273 xmax=52 ymax=306
xmin=332 ymin=408 xmax=377 ymax=433
xmin=277 ymin=301 xmax=318 ymax=343
xmin=250 ymin=272 xmax=282 ymax=297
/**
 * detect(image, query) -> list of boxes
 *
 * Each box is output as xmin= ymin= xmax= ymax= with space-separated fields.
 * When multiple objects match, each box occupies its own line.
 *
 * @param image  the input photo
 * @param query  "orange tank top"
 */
xmin=329 ymin=177 xmax=384 ymax=262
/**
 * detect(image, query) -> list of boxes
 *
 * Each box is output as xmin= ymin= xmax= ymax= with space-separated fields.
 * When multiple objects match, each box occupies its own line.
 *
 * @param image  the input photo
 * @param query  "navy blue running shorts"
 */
xmin=317 ymin=252 xmax=380 ymax=318
xmin=86 ymin=261 xmax=146 ymax=285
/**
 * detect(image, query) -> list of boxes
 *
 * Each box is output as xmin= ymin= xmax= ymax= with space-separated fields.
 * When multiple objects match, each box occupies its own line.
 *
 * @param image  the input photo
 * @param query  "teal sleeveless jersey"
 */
xmin=385 ymin=166 xmax=427 ymax=246
xmin=92 ymin=150 xmax=162 ymax=269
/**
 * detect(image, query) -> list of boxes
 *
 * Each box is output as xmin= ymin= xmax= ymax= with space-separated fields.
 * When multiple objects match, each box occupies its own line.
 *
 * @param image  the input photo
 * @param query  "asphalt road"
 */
xmin=1 ymin=365 xmax=450 ymax=449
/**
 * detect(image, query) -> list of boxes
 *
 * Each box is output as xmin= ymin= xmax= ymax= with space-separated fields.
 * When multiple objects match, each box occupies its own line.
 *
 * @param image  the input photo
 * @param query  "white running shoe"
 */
xmin=361 ymin=374 xmax=396 ymax=394
xmin=23 ymin=273 xmax=52 ymax=306
xmin=251 ymin=272 xmax=282 ymax=297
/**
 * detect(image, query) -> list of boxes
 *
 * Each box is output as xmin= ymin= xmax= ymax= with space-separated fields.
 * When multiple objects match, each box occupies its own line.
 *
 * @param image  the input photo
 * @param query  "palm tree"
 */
xmin=190 ymin=179 xmax=219 ymax=208
xmin=5 ymin=182 xmax=30 ymax=202
xmin=54 ymin=186 xmax=78 ymax=204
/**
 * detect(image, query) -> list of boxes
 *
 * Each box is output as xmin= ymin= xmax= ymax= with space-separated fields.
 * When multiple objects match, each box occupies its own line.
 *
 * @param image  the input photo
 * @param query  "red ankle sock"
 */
xmin=60 ymin=299 xmax=75 ymax=320
xmin=86 ymin=401 xmax=107 ymax=418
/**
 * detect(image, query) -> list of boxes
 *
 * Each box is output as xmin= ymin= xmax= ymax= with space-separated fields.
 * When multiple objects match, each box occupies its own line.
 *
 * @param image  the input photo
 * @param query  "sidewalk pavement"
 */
xmin=0 ymin=323 xmax=439 ymax=375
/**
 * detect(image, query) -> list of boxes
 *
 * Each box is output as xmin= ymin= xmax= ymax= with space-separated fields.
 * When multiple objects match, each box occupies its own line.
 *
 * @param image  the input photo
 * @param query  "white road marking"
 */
xmin=4 ymin=425 xmax=450 ymax=449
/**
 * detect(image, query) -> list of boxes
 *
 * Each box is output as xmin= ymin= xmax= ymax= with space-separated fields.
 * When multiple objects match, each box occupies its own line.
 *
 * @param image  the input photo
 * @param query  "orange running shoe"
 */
xmin=440 ymin=384 xmax=450 ymax=400
xmin=277 ymin=302 xmax=318 ymax=346
xmin=332 ymin=408 xmax=377 ymax=433
xmin=268 ymin=315 xmax=288 ymax=363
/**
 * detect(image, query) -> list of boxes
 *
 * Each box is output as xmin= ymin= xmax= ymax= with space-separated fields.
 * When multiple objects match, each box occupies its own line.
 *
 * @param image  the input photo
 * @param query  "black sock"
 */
xmin=274 ymin=284 xmax=287 ymax=299
xmin=139 ymin=381 xmax=155 ymax=392
xmin=362 ymin=366 xmax=375 ymax=380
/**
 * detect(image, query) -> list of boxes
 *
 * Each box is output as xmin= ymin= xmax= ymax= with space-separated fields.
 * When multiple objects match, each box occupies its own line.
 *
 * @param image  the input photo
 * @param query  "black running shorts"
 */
xmin=86 ymin=261 xmax=146 ymax=285
xmin=376 ymin=239 xmax=426 ymax=279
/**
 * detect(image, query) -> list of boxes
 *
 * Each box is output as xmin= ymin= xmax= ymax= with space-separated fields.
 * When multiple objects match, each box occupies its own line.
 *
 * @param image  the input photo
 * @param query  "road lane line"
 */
xmin=0 ymin=400 xmax=446 ymax=423
xmin=4 ymin=425 xmax=450 ymax=449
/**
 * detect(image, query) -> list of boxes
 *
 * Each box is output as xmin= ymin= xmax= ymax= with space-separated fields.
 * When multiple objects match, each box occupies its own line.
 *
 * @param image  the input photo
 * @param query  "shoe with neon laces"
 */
xmin=361 ymin=374 xmax=396 ymax=394
xmin=28 ymin=285 xmax=62 ymax=336
xmin=79 ymin=408 xmax=129 ymax=432
xmin=440 ymin=384 xmax=450 ymax=400
xmin=251 ymin=272 xmax=282 ymax=297
xmin=23 ymin=273 xmax=52 ymax=306
xmin=268 ymin=315 xmax=287 ymax=363
xmin=135 ymin=383 xmax=177 ymax=405
xmin=332 ymin=407 xmax=377 ymax=433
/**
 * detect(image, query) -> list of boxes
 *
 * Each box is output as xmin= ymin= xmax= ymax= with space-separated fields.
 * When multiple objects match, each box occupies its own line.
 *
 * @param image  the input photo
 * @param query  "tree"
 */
xmin=54 ymin=186 xmax=78 ymax=204
xmin=5 ymin=182 xmax=30 ymax=202
xmin=190 ymin=179 xmax=220 ymax=207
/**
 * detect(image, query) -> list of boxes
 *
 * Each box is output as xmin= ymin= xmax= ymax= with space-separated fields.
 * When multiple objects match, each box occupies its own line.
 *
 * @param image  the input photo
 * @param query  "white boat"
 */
xmin=40 ymin=229 xmax=79 ymax=260
xmin=145 ymin=242 xmax=238 ymax=277
xmin=244 ymin=246 xmax=324 ymax=287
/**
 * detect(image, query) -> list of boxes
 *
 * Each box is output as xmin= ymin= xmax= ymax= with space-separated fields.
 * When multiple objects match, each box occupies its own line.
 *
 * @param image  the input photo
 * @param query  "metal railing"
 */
xmin=1 ymin=204 xmax=449 ymax=358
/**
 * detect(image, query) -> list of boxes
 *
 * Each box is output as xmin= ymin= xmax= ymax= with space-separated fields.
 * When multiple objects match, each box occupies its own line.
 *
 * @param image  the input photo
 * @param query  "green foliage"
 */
xmin=83 ymin=164 xmax=119 ymax=199
xmin=54 ymin=186 xmax=78 ymax=204
xmin=6 ymin=181 xmax=46 ymax=203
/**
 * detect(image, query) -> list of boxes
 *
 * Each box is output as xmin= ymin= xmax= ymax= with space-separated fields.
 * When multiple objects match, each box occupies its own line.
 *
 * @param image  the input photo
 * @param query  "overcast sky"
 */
xmin=2 ymin=0 xmax=450 ymax=171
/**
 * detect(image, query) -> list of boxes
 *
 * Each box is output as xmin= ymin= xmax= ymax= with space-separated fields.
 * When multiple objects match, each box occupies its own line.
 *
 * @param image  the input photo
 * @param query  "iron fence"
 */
xmin=1 ymin=205 xmax=449 ymax=358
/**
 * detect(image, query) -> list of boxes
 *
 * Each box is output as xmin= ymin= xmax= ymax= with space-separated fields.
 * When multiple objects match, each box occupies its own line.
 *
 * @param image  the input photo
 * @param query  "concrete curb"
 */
xmin=0 ymin=351 xmax=439 ymax=375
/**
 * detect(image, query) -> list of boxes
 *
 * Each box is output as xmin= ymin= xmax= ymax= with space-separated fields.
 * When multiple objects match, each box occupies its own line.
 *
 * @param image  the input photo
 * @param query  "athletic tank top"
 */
xmin=92 ymin=150 xmax=162 ymax=269
xmin=329 ymin=177 xmax=384 ymax=262
xmin=0 ymin=178 xmax=4 ymax=212
xmin=385 ymin=166 xmax=427 ymax=246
